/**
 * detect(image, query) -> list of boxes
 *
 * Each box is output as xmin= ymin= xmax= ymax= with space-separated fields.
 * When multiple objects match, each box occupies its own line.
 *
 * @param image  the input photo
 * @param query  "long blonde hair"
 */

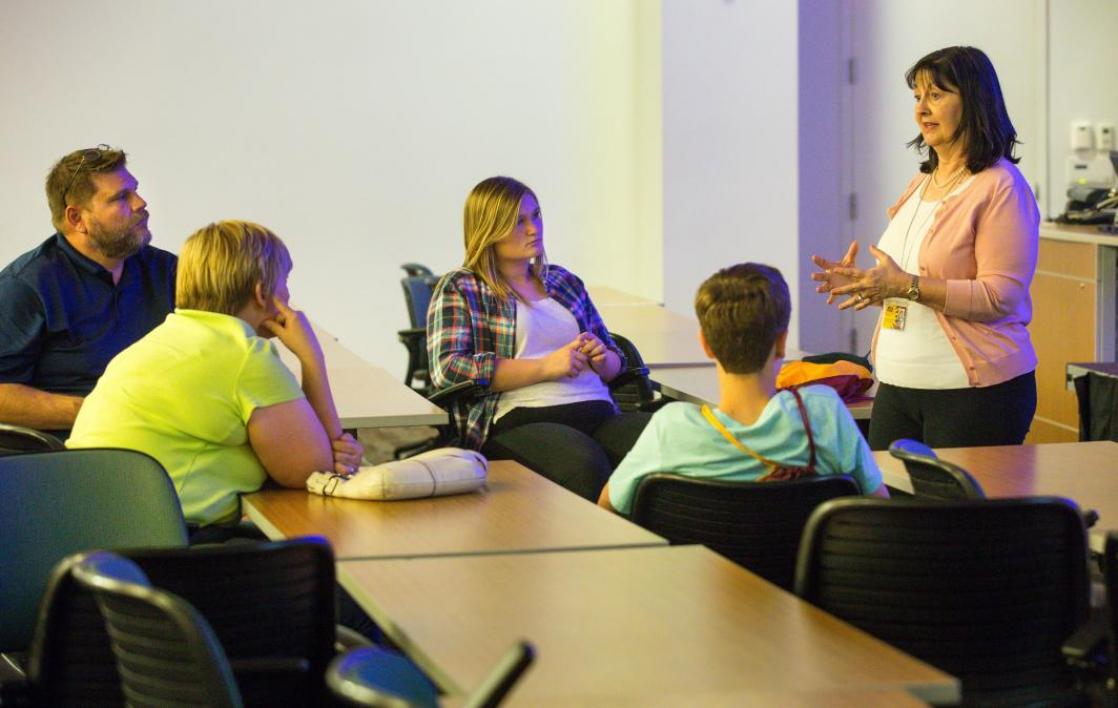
xmin=463 ymin=176 xmax=547 ymax=302
xmin=177 ymin=220 xmax=292 ymax=315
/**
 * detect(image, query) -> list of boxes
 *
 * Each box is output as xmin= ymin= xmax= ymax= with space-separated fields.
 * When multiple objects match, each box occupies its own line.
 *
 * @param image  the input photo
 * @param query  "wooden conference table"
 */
xmin=242 ymin=460 xmax=665 ymax=560
xmin=875 ymin=440 xmax=1118 ymax=551
xmin=339 ymin=545 xmax=957 ymax=705
xmin=276 ymin=322 xmax=446 ymax=429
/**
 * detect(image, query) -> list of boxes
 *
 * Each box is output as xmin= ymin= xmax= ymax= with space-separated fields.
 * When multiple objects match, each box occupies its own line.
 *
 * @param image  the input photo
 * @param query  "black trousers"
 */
xmin=484 ymin=399 xmax=652 ymax=500
xmin=868 ymin=371 xmax=1036 ymax=451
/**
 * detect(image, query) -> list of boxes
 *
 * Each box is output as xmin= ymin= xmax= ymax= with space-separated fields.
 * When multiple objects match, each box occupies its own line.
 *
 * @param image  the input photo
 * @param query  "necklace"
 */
xmin=899 ymin=168 xmax=967 ymax=270
xmin=931 ymin=163 xmax=965 ymax=188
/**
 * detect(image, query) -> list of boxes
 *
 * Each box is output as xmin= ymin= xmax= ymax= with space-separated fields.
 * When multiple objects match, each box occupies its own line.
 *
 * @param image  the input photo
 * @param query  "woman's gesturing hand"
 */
xmin=811 ymin=240 xmax=861 ymax=305
xmin=827 ymin=244 xmax=909 ymax=311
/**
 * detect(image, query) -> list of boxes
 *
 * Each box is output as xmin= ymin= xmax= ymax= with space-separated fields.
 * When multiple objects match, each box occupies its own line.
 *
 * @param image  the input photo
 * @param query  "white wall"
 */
xmin=0 ymin=0 xmax=662 ymax=373
xmin=661 ymin=0 xmax=800 ymax=347
xmin=1047 ymin=0 xmax=1118 ymax=218
xmin=798 ymin=0 xmax=853 ymax=354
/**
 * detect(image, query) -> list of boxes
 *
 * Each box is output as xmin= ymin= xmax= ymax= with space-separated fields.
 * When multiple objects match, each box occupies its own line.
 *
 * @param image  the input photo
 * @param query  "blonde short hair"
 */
xmin=463 ymin=176 xmax=547 ymax=302
xmin=176 ymin=220 xmax=292 ymax=316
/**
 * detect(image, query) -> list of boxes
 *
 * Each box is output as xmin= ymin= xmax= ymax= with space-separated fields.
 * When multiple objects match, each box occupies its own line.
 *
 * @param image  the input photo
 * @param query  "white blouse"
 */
xmin=874 ymin=177 xmax=974 ymax=389
xmin=494 ymin=297 xmax=612 ymax=420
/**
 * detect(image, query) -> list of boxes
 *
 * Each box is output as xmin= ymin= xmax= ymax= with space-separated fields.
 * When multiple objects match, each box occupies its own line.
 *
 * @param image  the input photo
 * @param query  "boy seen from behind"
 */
xmin=598 ymin=263 xmax=888 ymax=514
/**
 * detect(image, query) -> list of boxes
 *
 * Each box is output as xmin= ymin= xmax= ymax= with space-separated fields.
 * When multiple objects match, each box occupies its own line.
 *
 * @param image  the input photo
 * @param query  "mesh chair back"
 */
xmin=400 ymin=265 xmax=440 ymax=396
xmin=29 ymin=539 xmax=336 ymax=707
xmin=631 ymin=473 xmax=861 ymax=590
xmin=0 ymin=449 xmax=187 ymax=652
xmin=795 ymin=497 xmax=1090 ymax=704
xmin=73 ymin=552 xmax=243 ymax=708
xmin=401 ymin=262 xmax=435 ymax=279
xmin=402 ymin=269 xmax=438 ymax=330
xmin=0 ymin=423 xmax=65 ymax=456
xmin=606 ymin=332 xmax=658 ymax=412
xmin=888 ymin=438 xmax=986 ymax=499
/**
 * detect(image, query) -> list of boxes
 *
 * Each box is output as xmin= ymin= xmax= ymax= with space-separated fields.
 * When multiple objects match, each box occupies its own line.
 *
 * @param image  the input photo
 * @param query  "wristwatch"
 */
xmin=904 ymin=275 xmax=921 ymax=301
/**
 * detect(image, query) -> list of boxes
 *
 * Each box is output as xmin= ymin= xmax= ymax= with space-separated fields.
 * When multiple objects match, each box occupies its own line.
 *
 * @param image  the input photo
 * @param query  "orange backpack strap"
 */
xmin=700 ymin=389 xmax=817 ymax=480
xmin=700 ymin=404 xmax=782 ymax=470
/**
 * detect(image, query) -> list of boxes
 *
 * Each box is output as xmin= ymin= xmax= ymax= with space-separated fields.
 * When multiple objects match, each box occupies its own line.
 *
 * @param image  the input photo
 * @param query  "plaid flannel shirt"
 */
xmin=426 ymin=264 xmax=625 ymax=450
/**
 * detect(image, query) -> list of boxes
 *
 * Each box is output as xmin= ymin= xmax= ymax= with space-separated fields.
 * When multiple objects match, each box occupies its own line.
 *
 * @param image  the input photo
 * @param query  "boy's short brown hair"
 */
xmin=694 ymin=263 xmax=791 ymax=374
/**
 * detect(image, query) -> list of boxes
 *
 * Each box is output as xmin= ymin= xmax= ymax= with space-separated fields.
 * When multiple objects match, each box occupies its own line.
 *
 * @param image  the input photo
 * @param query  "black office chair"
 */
xmin=20 ymin=539 xmax=437 ymax=708
xmin=73 ymin=551 xmax=243 ymax=708
xmin=1064 ymin=531 xmax=1118 ymax=704
xmin=329 ymin=640 xmax=534 ymax=707
xmin=1074 ymin=370 xmax=1118 ymax=442
xmin=0 ymin=422 xmax=65 ymax=457
xmin=795 ymin=497 xmax=1091 ymax=706
xmin=887 ymin=438 xmax=986 ymax=499
xmin=608 ymin=332 xmax=662 ymax=412
xmin=630 ymin=474 xmax=861 ymax=590
xmin=398 ymin=263 xmax=440 ymax=397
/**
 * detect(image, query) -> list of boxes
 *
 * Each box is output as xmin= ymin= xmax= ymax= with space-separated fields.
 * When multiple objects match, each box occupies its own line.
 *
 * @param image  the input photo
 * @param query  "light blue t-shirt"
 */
xmin=608 ymin=385 xmax=883 ymax=514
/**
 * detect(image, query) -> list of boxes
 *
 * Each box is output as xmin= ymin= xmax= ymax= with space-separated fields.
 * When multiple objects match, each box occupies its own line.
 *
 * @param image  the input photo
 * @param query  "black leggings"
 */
xmin=868 ymin=371 xmax=1036 ymax=451
xmin=484 ymin=400 xmax=651 ymax=500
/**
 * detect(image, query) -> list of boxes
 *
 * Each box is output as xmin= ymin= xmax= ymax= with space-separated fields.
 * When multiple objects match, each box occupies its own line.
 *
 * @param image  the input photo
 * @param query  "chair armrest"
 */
xmin=609 ymin=366 xmax=650 ymax=391
xmin=0 ymin=656 xmax=29 ymax=708
xmin=327 ymin=646 xmax=439 ymax=707
xmin=1063 ymin=608 xmax=1109 ymax=662
xmin=397 ymin=327 xmax=425 ymax=345
xmin=334 ymin=624 xmax=373 ymax=653
xmin=1083 ymin=509 xmax=1100 ymax=529
xmin=429 ymin=380 xmax=481 ymax=407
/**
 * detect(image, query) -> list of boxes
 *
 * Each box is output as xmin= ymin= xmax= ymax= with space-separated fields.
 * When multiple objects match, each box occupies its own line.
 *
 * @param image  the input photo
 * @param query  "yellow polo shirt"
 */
xmin=69 ymin=309 xmax=304 ymax=526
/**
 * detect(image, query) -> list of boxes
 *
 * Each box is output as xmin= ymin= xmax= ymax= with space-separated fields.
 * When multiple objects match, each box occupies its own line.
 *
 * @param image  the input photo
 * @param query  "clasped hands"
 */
xmin=811 ymin=241 xmax=909 ymax=311
xmin=545 ymin=332 xmax=610 ymax=379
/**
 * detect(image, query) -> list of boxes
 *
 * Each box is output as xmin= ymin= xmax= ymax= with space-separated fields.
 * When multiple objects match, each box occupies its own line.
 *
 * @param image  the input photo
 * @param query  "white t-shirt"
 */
xmin=875 ymin=177 xmax=974 ymax=389
xmin=494 ymin=297 xmax=612 ymax=420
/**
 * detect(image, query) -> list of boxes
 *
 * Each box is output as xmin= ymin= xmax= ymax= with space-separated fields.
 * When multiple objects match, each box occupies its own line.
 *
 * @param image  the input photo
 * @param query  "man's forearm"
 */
xmin=0 ymin=383 xmax=83 ymax=430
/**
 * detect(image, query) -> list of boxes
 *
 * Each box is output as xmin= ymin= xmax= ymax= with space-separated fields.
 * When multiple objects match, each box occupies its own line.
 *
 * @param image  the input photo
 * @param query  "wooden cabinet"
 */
xmin=1027 ymin=225 xmax=1118 ymax=443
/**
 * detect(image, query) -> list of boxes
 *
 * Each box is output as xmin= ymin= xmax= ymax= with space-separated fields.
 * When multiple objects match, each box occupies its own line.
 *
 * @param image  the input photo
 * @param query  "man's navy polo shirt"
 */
xmin=0 ymin=233 xmax=177 ymax=396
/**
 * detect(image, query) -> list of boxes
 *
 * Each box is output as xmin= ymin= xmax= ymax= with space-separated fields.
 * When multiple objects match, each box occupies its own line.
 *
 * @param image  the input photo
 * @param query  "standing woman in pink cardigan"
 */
xmin=812 ymin=46 xmax=1039 ymax=450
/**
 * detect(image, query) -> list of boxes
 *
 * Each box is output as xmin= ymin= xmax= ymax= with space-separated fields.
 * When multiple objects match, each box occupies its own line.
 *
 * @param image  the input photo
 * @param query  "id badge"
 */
xmin=883 ymin=301 xmax=907 ymax=331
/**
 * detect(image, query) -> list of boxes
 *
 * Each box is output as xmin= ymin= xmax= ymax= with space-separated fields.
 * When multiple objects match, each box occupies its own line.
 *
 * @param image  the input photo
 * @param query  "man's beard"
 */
xmin=88 ymin=218 xmax=151 ymax=260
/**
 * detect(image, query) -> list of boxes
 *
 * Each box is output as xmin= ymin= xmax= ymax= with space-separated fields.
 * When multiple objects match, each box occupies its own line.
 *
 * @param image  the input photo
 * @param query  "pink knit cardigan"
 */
xmin=871 ymin=158 xmax=1040 ymax=387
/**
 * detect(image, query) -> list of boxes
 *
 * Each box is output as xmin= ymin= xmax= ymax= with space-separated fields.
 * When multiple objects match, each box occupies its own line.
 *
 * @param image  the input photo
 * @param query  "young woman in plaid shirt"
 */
xmin=427 ymin=176 xmax=651 ymax=500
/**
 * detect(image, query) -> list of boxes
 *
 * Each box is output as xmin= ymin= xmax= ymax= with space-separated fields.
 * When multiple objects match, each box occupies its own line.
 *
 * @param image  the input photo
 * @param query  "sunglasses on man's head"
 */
xmin=62 ymin=144 xmax=112 ymax=204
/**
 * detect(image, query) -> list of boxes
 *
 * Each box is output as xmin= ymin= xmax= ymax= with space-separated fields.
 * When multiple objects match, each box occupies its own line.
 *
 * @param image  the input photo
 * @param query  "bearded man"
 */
xmin=0 ymin=145 xmax=176 ymax=434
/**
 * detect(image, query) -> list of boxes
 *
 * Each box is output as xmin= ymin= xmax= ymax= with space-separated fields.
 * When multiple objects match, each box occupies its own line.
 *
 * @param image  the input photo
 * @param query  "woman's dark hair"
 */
xmin=905 ymin=46 xmax=1020 ymax=173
